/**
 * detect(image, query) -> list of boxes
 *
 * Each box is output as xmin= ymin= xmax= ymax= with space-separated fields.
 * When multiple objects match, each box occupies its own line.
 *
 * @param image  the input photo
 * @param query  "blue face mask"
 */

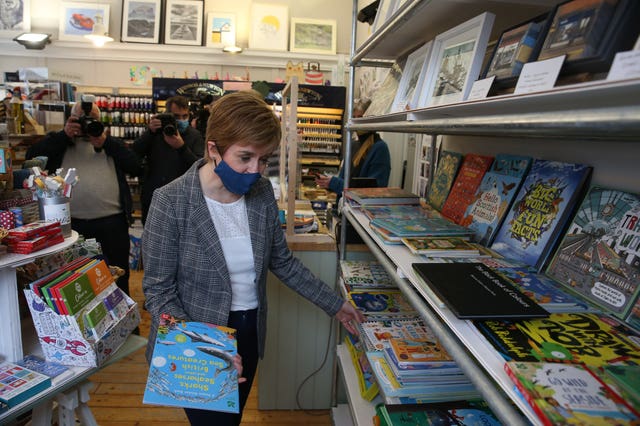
xmin=176 ymin=119 xmax=189 ymax=133
xmin=214 ymin=160 xmax=261 ymax=195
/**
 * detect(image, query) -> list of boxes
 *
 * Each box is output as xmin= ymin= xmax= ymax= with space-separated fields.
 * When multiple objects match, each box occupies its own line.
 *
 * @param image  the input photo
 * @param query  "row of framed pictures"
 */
xmin=364 ymin=0 xmax=640 ymax=117
xmin=53 ymin=0 xmax=337 ymax=53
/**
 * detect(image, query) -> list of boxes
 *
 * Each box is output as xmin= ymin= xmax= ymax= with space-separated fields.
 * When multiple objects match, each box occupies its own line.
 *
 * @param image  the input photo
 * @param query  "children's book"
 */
xmin=339 ymin=260 xmax=394 ymax=289
xmin=461 ymin=154 xmax=532 ymax=245
xmin=344 ymin=187 xmax=420 ymax=206
xmin=386 ymin=336 xmax=454 ymax=368
xmin=490 ymin=159 xmax=592 ymax=271
xmin=0 ymin=362 xmax=51 ymax=408
xmin=441 ymin=154 xmax=494 ymax=224
xmin=401 ymin=236 xmax=479 ymax=257
xmin=600 ymin=364 xmax=640 ymax=411
xmin=427 ymin=150 xmax=463 ymax=210
xmin=348 ymin=289 xmax=416 ymax=317
xmin=143 ymin=313 xmax=240 ymax=413
xmin=362 ymin=204 xmax=443 ymax=221
xmin=370 ymin=217 xmax=474 ymax=239
xmin=369 ymin=221 xmax=405 ymax=245
xmin=358 ymin=317 xmax=435 ymax=351
xmin=413 ymin=262 xmax=549 ymax=319
xmin=474 ymin=313 xmax=640 ymax=366
xmin=504 ymin=361 xmax=640 ymax=426
xmin=344 ymin=333 xmax=379 ymax=401
xmin=378 ymin=400 xmax=502 ymax=426
xmin=545 ymin=186 xmax=640 ymax=319
xmin=16 ymin=355 xmax=71 ymax=382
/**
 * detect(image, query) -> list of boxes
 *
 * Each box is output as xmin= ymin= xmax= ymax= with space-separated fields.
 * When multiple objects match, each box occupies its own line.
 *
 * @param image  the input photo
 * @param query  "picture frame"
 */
xmin=58 ymin=2 xmax=110 ymax=42
xmin=121 ymin=0 xmax=162 ymax=44
xmin=417 ymin=12 xmax=495 ymax=108
xmin=482 ymin=12 xmax=552 ymax=85
xmin=249 ymin=3 xmax=288 ymax=51
xmin=205 ymin=12 xmax=235 ymax=48
xmin=290 ymin=18 xmax=336 ymax=55
xmin=371 ymin=0 xmax=396 ymax=34
xmin=0 ymin=0 xmax=30 ymax=36
xmin=163 ymin=0 xmax=203 ymax=46
xmin=390 ymin=41 xmax=433 ymax=112
xmin=537 ymin=0 xmax=640 ymax=75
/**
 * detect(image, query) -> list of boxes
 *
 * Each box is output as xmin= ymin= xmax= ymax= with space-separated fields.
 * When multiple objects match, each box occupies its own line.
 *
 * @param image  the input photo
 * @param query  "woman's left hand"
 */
xmin=335 ymin=301 xmax=365 ymax=335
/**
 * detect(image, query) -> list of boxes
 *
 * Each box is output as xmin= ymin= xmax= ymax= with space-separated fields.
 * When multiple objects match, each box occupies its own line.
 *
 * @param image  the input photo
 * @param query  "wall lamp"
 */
xmin=13 ymin=33 xmax=52 ymax=50
xmin=84 ymin=15 xmax=114 ymax=47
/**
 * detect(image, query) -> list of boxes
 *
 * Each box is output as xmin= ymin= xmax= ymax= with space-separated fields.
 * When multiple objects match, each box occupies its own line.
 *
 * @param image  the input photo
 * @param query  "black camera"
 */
xmin=155 ymin=113 xmax=177 ymax=136
xmin=78 ymin=94 xmax=104 ymax=137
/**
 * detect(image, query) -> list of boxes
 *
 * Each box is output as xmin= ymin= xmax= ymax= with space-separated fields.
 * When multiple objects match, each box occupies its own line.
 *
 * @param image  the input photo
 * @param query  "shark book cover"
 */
xmin=143 ymin=313 xmax=239 ymax=413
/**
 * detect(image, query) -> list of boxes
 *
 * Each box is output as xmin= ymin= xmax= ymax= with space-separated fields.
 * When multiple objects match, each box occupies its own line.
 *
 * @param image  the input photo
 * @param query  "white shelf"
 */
xmin=344 ymin=207 xmax=538 ymax=426
xmin=336 ymin=344 xmax=381 ymax=426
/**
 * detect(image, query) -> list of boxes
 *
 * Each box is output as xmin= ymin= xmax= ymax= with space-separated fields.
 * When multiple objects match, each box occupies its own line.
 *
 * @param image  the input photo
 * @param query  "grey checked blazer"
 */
xmin=142 ymin=159 xmax=344 ymax=361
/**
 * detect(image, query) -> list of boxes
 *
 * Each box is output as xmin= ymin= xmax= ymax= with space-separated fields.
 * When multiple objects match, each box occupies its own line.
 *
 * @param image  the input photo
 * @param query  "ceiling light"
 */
xmin=13 ymin=33 xmax=52 ymax=50
xmin=84 ymin=15 xmax=113 ymax=47
xmin=222 ymin=45 xmax=243 ymax=54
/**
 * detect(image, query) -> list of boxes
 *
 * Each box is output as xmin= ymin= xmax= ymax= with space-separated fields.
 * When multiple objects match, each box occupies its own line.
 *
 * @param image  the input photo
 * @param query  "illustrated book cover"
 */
xmin=412 ymin=262 xmax=549 ymax=319
xmin=339 ymin=260 xmax=394 ymax=289
xmin=362 ymin=204 xmax=443 ymax=221
xmin=348 ymin=289 xmax=416 ymax=317
xmin=16 ymin=355 xmax=71 ymax=381
xmin=545 ymin=186 xmax=640 ymax=319
xmin=378 ymin=400 xmax=502 ymax=426
xmin=358 ymin=317 xmax=436 ymax=352
xmin=344 ymin=333 xmax=379 ymax=401
xmin=344 ymin=187 xmax=419 ymax=206
xmin=143 ymin=314 xmax=240 ymax=413
xmin=474 ymin=313 xmax=640 ymax=366
xmin=0 ymin=362 xmax=51 ymax=408
xmin=490 ymin=159 xmax=592 ymax=271
xmin=370 ymin=217 xmax=474 ymax=239
xmin=401 ymin=236 xmax=479 ymax=257
xmin=427 ymin=150 xmax=463 ymax=210
xmin=505 ymin=361 xmax=640 ymax=426
xmin=461 ymin=154 xmax=532 ymax=245
xmin=441 ymin=153 xmax=494 ymax=225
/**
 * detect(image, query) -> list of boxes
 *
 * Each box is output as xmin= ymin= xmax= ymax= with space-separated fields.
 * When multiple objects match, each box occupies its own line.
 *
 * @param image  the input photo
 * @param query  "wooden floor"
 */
xmin=87 ymin=269 xmax=333 ymax=426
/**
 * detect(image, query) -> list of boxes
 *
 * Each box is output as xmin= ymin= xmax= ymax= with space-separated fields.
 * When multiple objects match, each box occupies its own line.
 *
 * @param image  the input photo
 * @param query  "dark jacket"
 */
xmin=26 ymin=130 xmax=141 ymax=224
xmin=132 ymin=126 xmax=204 ymax=221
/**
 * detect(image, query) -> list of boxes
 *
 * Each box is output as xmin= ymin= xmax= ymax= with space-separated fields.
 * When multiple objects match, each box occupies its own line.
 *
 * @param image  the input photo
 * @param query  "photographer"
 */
xmin=26 ymin=96 xmax=141 ymax=298
xmin=133 ymin=95 xmax=204 ymax=224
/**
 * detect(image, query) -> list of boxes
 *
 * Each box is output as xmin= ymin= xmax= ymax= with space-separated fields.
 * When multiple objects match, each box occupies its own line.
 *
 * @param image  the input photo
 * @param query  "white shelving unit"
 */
xmin=337 ymin=1 xmax=640 ymax=425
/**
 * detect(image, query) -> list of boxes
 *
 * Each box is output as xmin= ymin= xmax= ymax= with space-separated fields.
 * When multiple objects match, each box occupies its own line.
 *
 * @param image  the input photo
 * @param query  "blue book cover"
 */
xmin=462 ymin=154 xmax=531 ymax=245
xmin=370 ymin=217 xmax=474 ymax=238
xmin=490 ymin=159 xmax=592 ymax=271
xmin=16 ymin=355 xmax=70 ymax=379
xmin=143 ymin=314 xmax=240 ymax=413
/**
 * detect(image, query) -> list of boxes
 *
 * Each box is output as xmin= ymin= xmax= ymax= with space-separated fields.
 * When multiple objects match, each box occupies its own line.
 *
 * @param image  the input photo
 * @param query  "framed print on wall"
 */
xmin=59 ymin=2 xmax=110 ymax=42
xmin=0 ymin=0 xmax=30 ymax=36
xmin=418 ymin=12 xmax=495 ymax=108
xmin=164 ymin=0 xmax=203 ymax=46
xmin=121 ymin=0 xmax=162 ymax=44
xmin=290 ymin=18 xmax=336 ymax=55
xmin=205 ymin=12 xmax=235 ymax=48
xmin=249 ymin=3 xmax=288 ymax=51
xmin=391 ymin=41 xmax=433 ymax=112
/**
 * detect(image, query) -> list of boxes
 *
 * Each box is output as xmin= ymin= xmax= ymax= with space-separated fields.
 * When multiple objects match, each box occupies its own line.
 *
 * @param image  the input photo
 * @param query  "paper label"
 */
xmin=43 ymin=202 xmax=71 ymax=225
xmin=467 ymin=76 xmax=495 ymax=101
xmin=607 ymin=50 xmax=640 ymax=81
xmin=514 ymin=55 xmax=565 ymax=95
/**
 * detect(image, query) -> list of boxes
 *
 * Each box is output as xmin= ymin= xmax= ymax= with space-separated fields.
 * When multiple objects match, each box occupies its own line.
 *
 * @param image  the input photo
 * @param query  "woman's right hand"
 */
xmin=315 ymin=174 xmax=331 ymax=189
xmin=232 ymin=354 xmax=247 ymax=383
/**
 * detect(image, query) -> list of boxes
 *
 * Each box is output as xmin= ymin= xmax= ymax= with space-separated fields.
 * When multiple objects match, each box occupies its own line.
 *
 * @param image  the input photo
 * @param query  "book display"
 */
xmin=338 ymin=1 xmax=640 ymax=425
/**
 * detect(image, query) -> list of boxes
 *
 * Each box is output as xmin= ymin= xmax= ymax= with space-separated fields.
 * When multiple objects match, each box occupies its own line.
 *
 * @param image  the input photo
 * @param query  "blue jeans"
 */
xmin=184 ymin=308 xmax=259 ymax=426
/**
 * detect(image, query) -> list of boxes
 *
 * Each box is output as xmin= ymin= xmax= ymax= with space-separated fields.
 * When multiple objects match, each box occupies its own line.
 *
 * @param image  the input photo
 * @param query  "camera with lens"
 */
xmin=155 ymin=113 xmax=177 ymax=136
xmin=77 ymin=94 xmax=104 ymax=137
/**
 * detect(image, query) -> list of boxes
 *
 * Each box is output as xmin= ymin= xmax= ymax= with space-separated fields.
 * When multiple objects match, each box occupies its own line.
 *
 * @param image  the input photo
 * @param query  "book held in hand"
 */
xmin=413 ymin=262 xmax=549 ymax=319
xmin=143 ymin=313 xmax=240 ymax=413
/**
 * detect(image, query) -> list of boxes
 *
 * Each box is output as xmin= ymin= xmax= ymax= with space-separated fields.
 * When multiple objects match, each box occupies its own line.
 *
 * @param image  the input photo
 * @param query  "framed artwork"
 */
xmin=163 ymin=0 xmax=203 ymax=46
xmin=417 ymin=12 xmax=495 ymax=108
xmin=391 ymin=41 xmax=433 ymax=112
xmin=205 ymin=12 xmax=235 ymax=48
xmin=290 ymin=18 xmax=336 ymax=55
xmin=249 ymin=3 xmax=288 ymax=51
xmin=58 ymin=2 xmax=110 ymax=42
xmin=537 ymin=0 xmax=640 ymax=74
xmin=482 ymin=12 xmax=551 ymax=84
xmin=371 ymin=0 xmax=396 ymax=34
xmin=0 ymin=0 xmax=30 ymax=36
xmin=121 ymin=0 xmax=162 ymax=44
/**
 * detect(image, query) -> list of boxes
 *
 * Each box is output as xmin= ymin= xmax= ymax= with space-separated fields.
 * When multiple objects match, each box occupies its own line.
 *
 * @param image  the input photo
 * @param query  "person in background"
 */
xmin=315 ymin=98 xmax=391 ymax=198
xmin=142 ymin=91 xmax=364 ymax=426
xmin=26 ymin=98 xmax=141 ymax=297
xmin=133 ymin=95 xmax=204 ymax=224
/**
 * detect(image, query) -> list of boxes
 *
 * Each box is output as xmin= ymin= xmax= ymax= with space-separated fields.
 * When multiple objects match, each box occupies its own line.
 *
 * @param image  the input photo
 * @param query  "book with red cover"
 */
xmin=440 ymin=153 xmax=493 ymax=224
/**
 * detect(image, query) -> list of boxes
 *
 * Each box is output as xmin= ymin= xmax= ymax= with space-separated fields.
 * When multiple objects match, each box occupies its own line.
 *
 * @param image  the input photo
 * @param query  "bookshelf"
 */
xmin=337 ymin=1 xmax=640 ymax=425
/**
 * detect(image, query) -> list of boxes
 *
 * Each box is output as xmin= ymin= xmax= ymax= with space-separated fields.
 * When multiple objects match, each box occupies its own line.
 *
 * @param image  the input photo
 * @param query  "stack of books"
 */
xmin=0 ymin=362 xmax=51 ymax=410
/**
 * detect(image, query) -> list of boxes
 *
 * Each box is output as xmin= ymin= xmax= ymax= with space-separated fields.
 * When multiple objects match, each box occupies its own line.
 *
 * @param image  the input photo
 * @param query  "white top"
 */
xmin=205 ymin=195 xmax=258 ymax=311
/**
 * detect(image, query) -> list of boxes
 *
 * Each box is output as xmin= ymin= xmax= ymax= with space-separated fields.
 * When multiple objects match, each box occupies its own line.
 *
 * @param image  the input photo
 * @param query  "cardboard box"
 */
xmin=23 ymin=288 xmax=140 ymax=367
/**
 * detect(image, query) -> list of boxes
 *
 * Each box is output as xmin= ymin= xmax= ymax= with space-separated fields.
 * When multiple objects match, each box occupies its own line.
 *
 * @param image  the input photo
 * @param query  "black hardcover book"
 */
xmin=412 ymin=263 xmax=549 ymax=319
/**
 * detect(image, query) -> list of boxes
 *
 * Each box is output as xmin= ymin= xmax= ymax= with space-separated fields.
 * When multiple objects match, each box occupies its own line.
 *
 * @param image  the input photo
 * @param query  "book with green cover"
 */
xmin=427 ymin=150 xmax=463 ymax=210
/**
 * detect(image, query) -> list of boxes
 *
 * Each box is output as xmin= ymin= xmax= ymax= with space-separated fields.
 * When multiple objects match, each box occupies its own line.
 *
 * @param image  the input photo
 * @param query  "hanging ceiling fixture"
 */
xmin=84 ymin=14 xmax=113 ymax=47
